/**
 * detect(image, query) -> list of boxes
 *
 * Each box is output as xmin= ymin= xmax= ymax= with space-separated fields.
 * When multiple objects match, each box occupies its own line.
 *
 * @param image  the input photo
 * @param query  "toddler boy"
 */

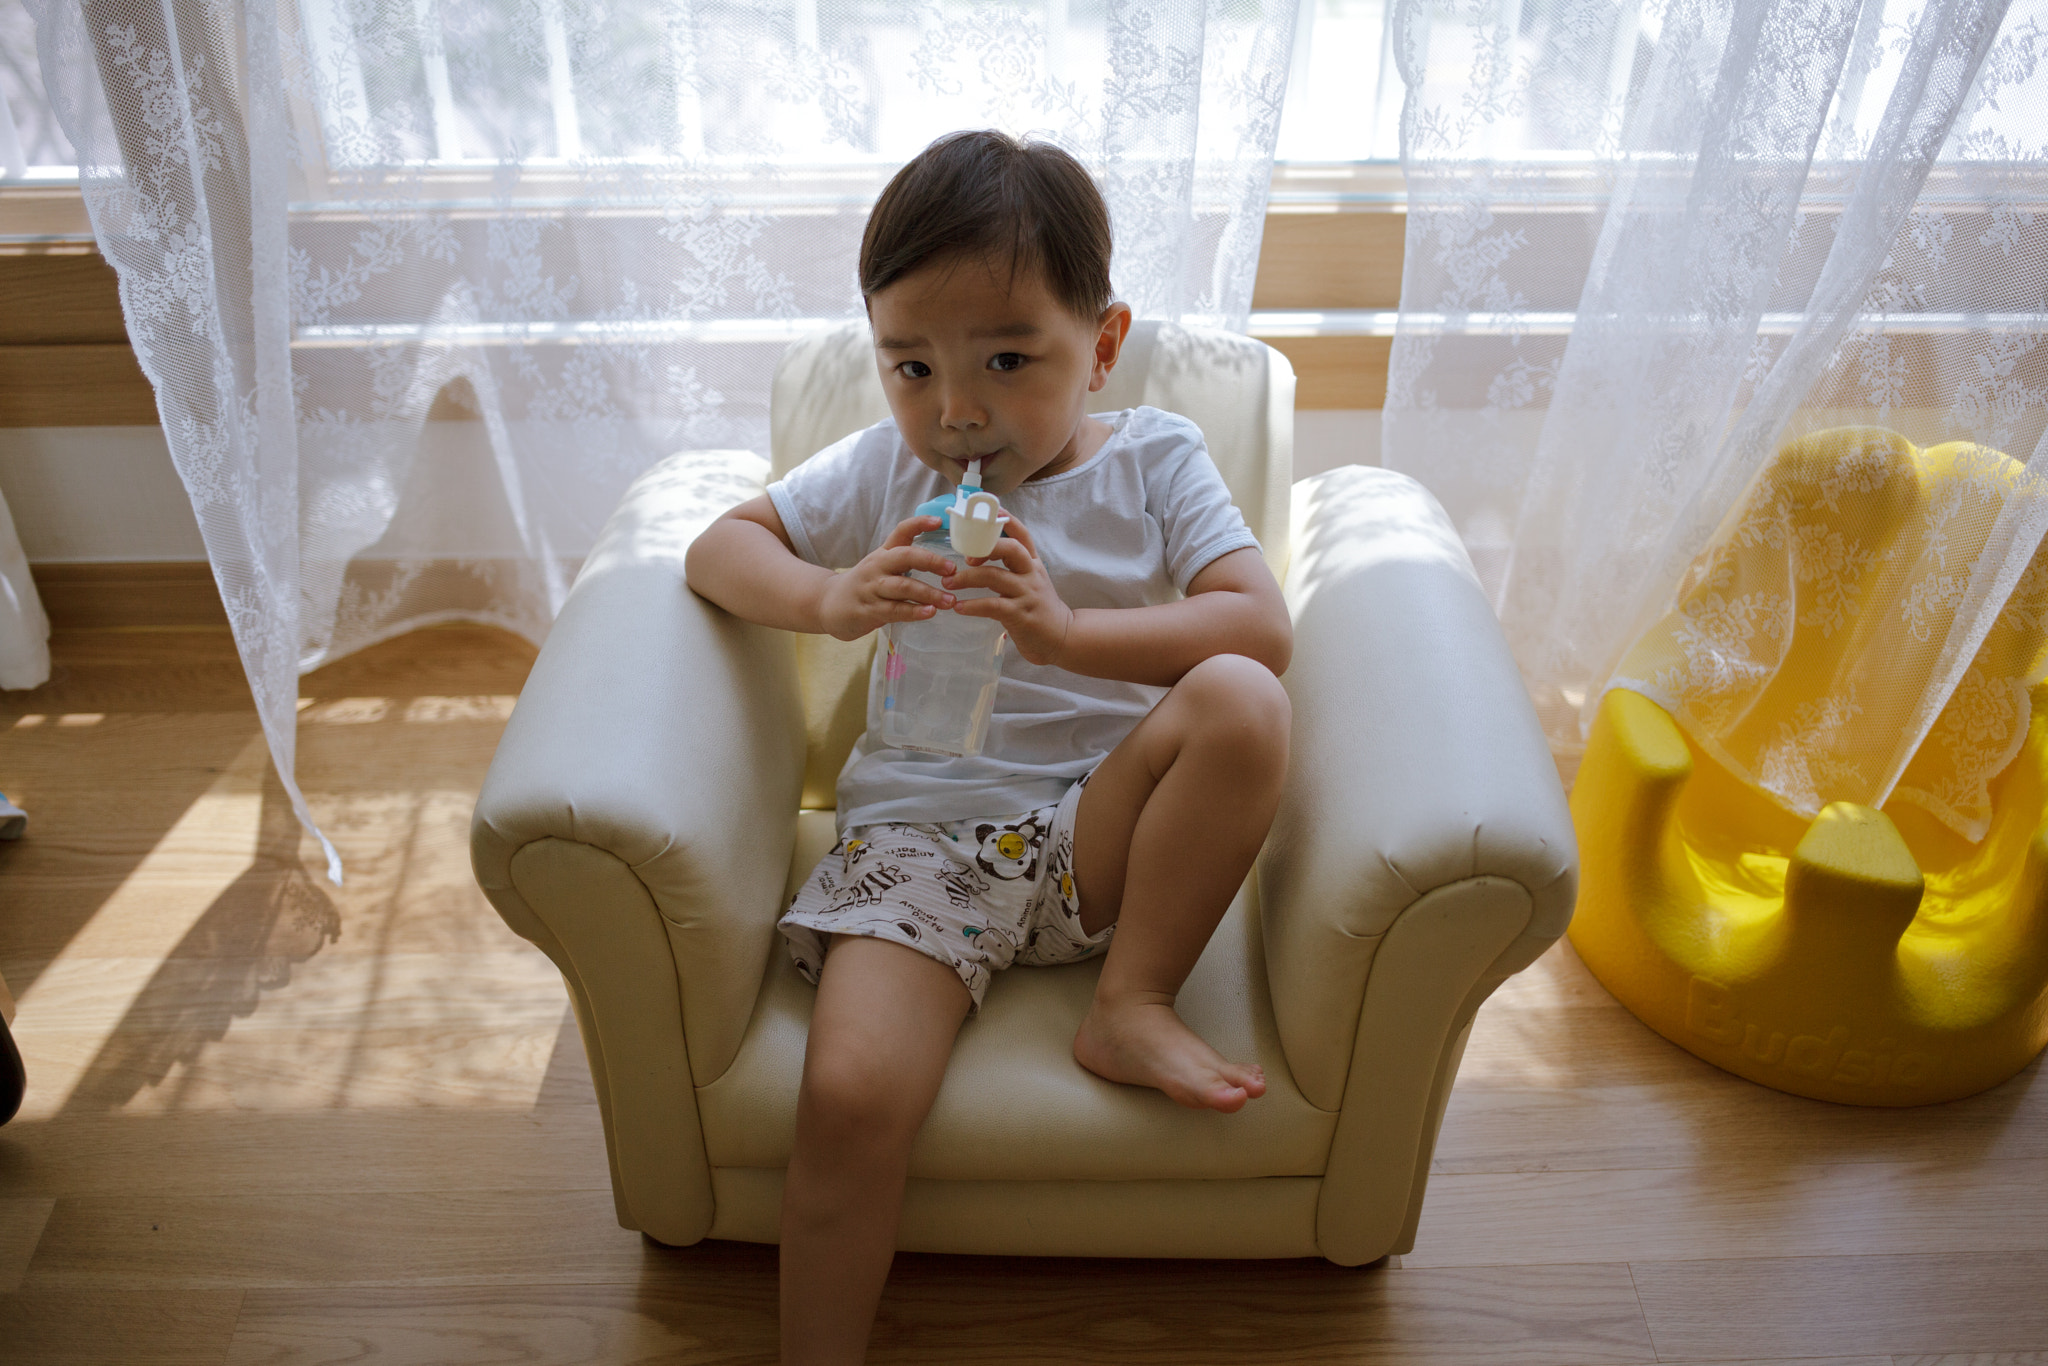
xmin=684 ymin=129 xmax=1292 ymax=1366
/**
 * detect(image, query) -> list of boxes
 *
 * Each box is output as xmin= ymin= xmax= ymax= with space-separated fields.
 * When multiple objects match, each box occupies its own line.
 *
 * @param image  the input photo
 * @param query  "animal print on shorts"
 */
xmin=779 ymin=772 xmax=1104 ymax=1009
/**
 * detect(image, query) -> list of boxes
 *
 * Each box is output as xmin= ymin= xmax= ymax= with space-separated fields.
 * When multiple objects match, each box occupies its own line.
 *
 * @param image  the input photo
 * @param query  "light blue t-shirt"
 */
xmin=767 ymin=405 xmax=1260 ymax=829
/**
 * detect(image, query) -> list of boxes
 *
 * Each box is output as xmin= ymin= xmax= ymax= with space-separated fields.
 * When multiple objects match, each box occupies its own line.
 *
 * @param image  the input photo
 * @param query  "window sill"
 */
xmin=0 ymin=182 xmax=92 ymax=247
xmin=0 ymin=164 xmax=1410 ymax=247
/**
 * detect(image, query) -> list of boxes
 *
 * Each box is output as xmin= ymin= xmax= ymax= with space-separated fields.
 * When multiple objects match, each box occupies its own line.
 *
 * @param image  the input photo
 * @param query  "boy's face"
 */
xmin=867 ymin=253 xmax=1132 ymax=496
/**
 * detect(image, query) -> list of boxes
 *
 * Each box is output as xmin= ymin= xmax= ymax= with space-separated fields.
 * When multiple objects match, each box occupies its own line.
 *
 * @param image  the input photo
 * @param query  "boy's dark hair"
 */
xmin=861 ymin=130 xmax=1113 ymax=320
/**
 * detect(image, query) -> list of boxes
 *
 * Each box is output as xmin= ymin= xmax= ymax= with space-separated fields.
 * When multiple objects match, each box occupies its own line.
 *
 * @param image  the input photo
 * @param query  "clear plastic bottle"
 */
xmin=871 ymin=470 xmax=1010 ymax=757
xmin=873 ymin=528 xmax=1006 ymax=756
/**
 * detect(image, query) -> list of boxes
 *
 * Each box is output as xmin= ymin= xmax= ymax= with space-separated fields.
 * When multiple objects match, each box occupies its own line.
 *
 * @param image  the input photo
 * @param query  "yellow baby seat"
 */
xmin=1571 ymin=428 xmax=2048 ymax=1105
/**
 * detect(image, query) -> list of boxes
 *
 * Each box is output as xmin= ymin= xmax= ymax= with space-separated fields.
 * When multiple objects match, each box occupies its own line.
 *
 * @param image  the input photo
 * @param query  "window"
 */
xmin=0 ymin=6 xmax=76 ymax=182
xmin=1 ymin=1 xmax=1403 ymax=190
xmin=1276 ymin=0 xmax=1399 ymax=164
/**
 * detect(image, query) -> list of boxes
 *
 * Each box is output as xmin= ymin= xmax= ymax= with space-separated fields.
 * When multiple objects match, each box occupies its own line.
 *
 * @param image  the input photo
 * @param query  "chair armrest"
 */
xmin=470 ymin=450 xmax=807 ymax=1243
xmin=1260 ymin=465 xmax=1578 ymax=1111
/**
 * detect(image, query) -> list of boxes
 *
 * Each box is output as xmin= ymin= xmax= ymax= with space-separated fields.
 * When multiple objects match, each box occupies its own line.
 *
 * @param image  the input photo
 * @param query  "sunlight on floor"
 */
xmin=14 ymin=729 xmax=273 ymax=1117
xmin=9 ymin=691 xmax=566 ymax=1120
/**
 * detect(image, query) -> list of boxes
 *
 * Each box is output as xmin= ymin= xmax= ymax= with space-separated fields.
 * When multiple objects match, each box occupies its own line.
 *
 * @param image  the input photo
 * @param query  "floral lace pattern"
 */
xmin=1384 ymin=0 xmax=2048 ymax=824
xmin=1614 ymin=427 xmax=2048 ymax=839
xmin=30 ymin=0 xmax=1294 ymax=877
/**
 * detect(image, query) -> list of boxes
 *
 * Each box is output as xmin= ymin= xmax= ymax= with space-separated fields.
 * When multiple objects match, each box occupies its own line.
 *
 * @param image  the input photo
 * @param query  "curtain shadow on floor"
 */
xmin=56 ymin=763 xmax=339 ymax=1115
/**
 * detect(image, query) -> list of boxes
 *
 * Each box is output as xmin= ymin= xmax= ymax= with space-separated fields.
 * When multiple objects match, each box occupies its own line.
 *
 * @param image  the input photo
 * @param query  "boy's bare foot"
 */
xmin=1073 ymin=993 xmax=1267 ymax=1112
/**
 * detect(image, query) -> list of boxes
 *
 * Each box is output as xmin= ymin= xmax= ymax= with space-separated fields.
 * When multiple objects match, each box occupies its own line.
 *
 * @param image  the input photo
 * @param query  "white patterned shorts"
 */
xmin=778 ymin=775 xmax=1110 ymax=1011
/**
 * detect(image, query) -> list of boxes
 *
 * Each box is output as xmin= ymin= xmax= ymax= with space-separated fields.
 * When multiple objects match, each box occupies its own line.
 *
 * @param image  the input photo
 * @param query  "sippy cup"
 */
xmin=871 ymin=460 xmax=1011 ymax=757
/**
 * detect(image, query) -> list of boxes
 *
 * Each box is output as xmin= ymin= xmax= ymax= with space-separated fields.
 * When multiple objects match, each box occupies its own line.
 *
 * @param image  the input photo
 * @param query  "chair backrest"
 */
xmin=770 ymin=317 xmax=1296 ymax=808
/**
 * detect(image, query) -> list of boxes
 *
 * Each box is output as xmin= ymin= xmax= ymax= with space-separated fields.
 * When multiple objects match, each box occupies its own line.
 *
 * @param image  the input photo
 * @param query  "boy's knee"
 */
xmin=797 ymin=1046 xmax=928 ymax=1157
xmin=1175 ymin=654 xmax=1291 ymax=760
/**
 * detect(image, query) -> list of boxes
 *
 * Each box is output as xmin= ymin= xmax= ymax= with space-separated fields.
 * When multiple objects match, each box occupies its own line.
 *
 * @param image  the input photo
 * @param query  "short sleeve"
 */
xmin=1140 ymin=410 xmax=1262 ymax=592
xmin=767 ymin=425 xmax=893 ymax=569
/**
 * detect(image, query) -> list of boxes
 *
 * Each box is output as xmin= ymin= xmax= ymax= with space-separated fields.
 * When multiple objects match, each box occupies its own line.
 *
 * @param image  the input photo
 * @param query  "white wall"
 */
xmin=1295 ymin=410 xmax=1380 ymax=476
xmin=0 ymin=412 xmax=1383 ymax=564
xmin=0 ymin=427 xmax=204 ymax=562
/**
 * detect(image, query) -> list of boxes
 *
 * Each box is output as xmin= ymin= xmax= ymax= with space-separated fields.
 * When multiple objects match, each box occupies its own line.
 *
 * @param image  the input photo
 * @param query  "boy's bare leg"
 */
xmin=781 ymin=936 xmax=971 ymax=1366
xmin=1070 ymin=654 xmax=1290 ymax=1112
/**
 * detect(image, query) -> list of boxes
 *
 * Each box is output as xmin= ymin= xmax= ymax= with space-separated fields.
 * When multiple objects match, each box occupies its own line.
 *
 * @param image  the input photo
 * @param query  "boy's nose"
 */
xmin=938 ymin=384 xmax=986 ymax=430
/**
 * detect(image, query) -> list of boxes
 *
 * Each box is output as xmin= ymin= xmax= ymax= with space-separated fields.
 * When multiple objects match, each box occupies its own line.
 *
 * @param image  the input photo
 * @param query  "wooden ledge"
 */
xmin=29 ymin=562 xmax=227 ymax=631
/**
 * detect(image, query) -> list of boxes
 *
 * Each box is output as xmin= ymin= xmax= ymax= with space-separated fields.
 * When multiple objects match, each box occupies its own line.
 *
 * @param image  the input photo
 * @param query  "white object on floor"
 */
xmin=0 ymin=482 xmax=49 ymax=690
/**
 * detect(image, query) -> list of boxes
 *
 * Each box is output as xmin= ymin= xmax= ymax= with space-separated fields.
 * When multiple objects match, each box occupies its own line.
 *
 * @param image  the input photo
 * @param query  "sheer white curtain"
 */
xmin=1385 ymin=0 xmax=2048 ymax=828
xmin=31 ymin=0 xmax=1297 ymax=879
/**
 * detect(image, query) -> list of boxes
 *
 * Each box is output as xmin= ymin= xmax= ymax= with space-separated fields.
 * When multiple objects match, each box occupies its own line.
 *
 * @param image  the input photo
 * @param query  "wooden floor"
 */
xmin=1 ymin=625 xmax=2043 ymax=1365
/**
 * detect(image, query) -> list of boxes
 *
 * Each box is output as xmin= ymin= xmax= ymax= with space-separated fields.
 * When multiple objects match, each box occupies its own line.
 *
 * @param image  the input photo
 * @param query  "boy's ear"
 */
xmin=1089 ymin=303 xmax=1134 ymax=393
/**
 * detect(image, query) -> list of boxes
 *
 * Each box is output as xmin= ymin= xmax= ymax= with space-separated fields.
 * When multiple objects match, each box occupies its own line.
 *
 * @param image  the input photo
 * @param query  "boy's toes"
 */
xmin=1198 ymin=1063 xmax=1264 ymax=1112
xmin=1074 ymin=998 xmax=1269 ymax=1113
xmin=1201 ymin=1079 xmax=1251 ymax=1113
xmin=1224 ymin=1063 xmax=1268 ymax=1100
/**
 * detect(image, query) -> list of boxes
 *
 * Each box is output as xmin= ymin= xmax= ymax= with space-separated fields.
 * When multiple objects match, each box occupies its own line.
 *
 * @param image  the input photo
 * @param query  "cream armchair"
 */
xmin=471 ymin=320 xmax=1576 ymax=1264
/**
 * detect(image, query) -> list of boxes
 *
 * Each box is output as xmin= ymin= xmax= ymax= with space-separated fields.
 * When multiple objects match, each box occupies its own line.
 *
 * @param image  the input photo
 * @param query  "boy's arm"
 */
xmin=1060 ymin=548 xmax=1290 ymax=685
xmin=684 ymin=496 xmax=834 ymax=633
xmin=947 ymin=530 xmax=1292 ymax=686
xmin=684 ymin=496 xmax=959 ymax=640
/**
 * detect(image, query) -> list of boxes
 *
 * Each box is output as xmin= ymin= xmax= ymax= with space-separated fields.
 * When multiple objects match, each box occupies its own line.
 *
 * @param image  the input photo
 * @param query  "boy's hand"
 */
xmin=818 ymin=515 xmax=959 ymax=641
xmin=943 ymin=515 xmax=1075 ymax=666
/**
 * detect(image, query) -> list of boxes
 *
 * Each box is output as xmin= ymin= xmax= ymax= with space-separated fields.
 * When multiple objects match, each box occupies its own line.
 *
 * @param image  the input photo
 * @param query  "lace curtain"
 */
xmin=1386 ymin=0 xmax=2048 ymax=832
xmin=31 ymin=0 xmax=1297 ymax=879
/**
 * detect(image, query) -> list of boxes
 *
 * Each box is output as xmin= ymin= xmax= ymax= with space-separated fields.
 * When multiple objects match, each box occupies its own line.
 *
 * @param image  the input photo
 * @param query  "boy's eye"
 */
xmin=989 ymin=352 xmax=1026 ymax=373
xmin=896 ymin=360 xmax=931 ymax=380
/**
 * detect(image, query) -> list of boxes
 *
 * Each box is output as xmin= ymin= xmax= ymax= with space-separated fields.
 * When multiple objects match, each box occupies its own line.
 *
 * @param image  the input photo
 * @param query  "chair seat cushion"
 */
xmin=694 ymin=813 xmax=1339 ymax=1182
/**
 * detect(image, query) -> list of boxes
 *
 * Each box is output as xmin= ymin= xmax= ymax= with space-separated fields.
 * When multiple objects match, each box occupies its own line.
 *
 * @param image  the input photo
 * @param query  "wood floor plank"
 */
xmin=0 ymin=712 xmax=272 ymax=962
xmin=1660 ymin=1360 xmax=1892 ymax=1366
xmin=297 ymin=627 xmax=538 ymax=698
xmin=7 ymin=707 xmax=523 ymax=816
xmin=23 ymin=1191 xmax=644 ymax=1289
xmin=1405 ymin=1158 xmax=2048 ymax=1267
xmin=12 ymin=951 xmax=566 ymax=1032
xmin=1631 ymin=1250 xmax=2048 ymax=1359
xmin=3 ymin=695 xmax=540 ymax=982
xmin=221 ymin=1258 xmax=1658 ymax=1366
xmin=1895 ymin=1355 xmax=2048 ymax=1364
xmin=224 ymin=1283 xmax=777 ymax=1366
xmin=12 ymin=1019 xmax=573 ymax=1117
xmin=1455 ymin=1002 xmax=1713 ymax=1089
xmin=1442 ymin=938 xmax=2048 ymax=1175
xmin=0 ymin=630 xmax=256 ymax=715
xmin=0 ymin=1288 xmax=244 ymax=1364
xmin=1480 ymin=937 xmax=1625 ymax=1011
xmin=1433 ymin=1062 xmax=2048 ymax=1173
xmin=0 ymin=1106 xmax=610 ymax=1198
xmin=0 ymin=623 xmax=532 ymax=717
xmin=867 ymin=1257 xmax=1657 ymax=1365
xmin=0 ymin=807 xmax=538 ymax=966
xmin=2 ymin=1197 xmax=57 ymax=1291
